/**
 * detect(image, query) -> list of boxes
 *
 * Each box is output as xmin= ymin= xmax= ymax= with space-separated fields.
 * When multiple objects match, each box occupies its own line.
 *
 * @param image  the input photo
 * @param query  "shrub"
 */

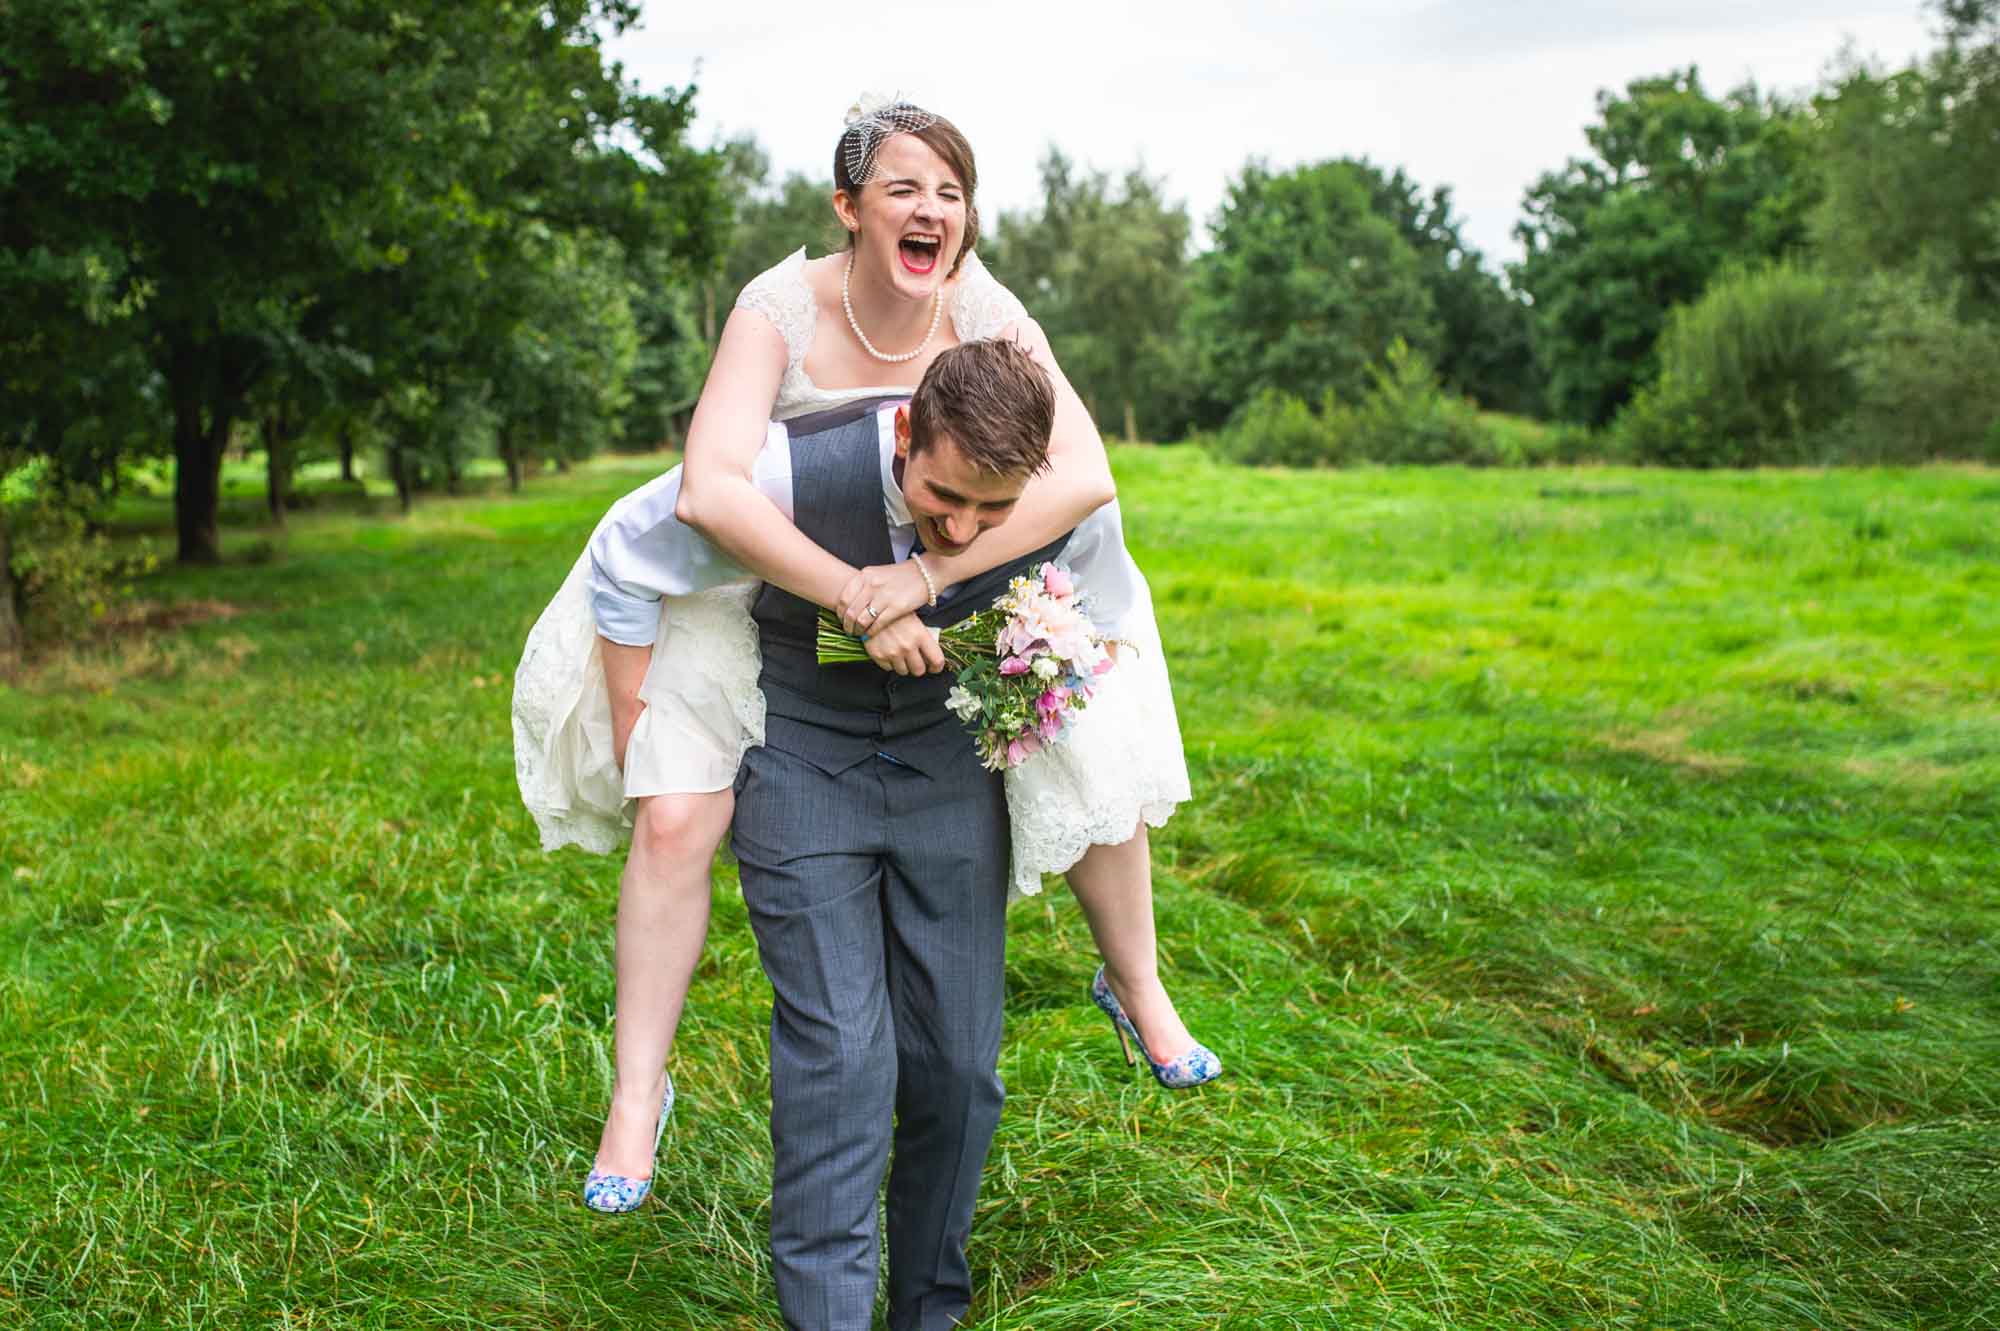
xmin=1617 ymin=261 xmax=1861 ymax=467
xmin=2 ymin=463 xmax=155 ymax=653
xmin=1340 ymin=341 xmax=1504 ymax=465
xmin=1205 ymin=342 xmax=1504 ymax=468
xmin=1837 ymin=272 xmax=2000 ymax=463
xmin=1203 ymin=387 xmax=1348 ymax=468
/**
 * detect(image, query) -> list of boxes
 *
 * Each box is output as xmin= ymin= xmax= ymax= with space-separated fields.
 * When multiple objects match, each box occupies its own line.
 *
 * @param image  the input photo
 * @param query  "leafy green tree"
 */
xmin=1811 ymin=2 xmax=2000 ymax=320
xmin=704 ymin=135 xmax=842 ymax=343
xmin=987 ymin=150 xmax=1194 ymax=440
xmin=1 ymin=0 xmax=722 ymax=562
xmin=1185 ymin=159 xmax=1440 ymax=430
xmin=1342 ymin=160 xmax=1541 ymax=415
xmin=1513 ymin=69 xmax=1817 ymax=425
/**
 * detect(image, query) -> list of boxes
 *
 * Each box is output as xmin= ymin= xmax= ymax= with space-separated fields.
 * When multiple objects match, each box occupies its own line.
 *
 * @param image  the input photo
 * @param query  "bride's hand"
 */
xmin=837 ymin=561 xmax=932 ymax=635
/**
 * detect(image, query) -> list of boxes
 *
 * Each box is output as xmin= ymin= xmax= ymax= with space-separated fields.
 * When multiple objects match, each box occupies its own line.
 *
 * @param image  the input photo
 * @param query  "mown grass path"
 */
xmin=4 ymin=452 xmax=1996 ymax=1328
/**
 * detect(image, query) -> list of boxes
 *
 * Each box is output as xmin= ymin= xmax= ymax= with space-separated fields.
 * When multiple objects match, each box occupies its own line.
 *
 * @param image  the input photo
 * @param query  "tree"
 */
xmin=707 ymin=137 xmax=842 ymax=343
xmin=1342 ymin=160 xmax=1541 ymax=415
xmin=1811 ymin=4 xmax=2000 ymax=320
xmin=987 ymin=150 xmax=1194 ymax=440
xmin=1 ymin=1 xmax=723 ymax=562
xmin=1512 ymin=69 xmax=1817 ymax=425
xmin=1185 ymin=160 xmax=1440 ymax=430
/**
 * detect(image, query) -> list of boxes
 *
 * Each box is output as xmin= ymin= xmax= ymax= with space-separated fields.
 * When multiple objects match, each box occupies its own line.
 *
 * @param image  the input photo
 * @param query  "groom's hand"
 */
xmin=836 ymin=561 xmax=932 ymax=636
xmin=863 ymin=612 xmax=946 ymax=676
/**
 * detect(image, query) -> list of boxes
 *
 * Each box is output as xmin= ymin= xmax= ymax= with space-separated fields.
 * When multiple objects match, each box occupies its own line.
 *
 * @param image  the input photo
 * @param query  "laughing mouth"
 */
xmin=899 ymin=234 xmax=941 ymax=274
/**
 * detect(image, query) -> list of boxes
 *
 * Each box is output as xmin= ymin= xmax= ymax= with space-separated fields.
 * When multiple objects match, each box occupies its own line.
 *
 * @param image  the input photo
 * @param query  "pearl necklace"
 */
xmin=842 ymin=255 xmax=944 ymax=363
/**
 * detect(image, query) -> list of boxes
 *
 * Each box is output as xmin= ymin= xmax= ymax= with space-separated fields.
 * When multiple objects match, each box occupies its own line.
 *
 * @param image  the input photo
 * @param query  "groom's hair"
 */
xmin=908 ymin=341 xmax=1055 ymax=478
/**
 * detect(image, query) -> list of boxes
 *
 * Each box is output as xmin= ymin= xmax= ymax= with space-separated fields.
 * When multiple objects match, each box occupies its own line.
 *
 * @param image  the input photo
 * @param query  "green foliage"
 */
xmin=1513 ymin=69 xmax=1819 ymax=425
xmin=1617 ymin=261 xmax=1860 ymax=467
xmin=1 ymin=461 xmax=156 ymax=651
xmin=1840 ymin=271 xmax=2000 ymax=462
xmin=1186 ymin=160 xmax=1441 ymax=430
xmin=987 ymin=151 xmax=1194 ymax=440
xmin=1343 ymin=159 xmax=1542 ymax=414
xmin=0 ymin=0 xmax=725 ymax=561
xmin=1202 ymin=387 xmax=1347 ymax=469
xmin=1811 ymin=12 xmax=2000 ymax=322
xmin=1207 ymin=342 xmax=1505 ymax=468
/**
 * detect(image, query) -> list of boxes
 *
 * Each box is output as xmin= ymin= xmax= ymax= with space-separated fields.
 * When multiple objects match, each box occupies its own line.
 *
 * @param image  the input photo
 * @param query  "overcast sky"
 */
xmin=606 ymin=1 xmax=1937 ymax=267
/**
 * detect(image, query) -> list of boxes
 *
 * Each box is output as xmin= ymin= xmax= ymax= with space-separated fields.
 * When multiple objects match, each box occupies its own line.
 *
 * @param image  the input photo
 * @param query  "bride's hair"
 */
xmin=834 ymin=104 xmax=979 ymax=277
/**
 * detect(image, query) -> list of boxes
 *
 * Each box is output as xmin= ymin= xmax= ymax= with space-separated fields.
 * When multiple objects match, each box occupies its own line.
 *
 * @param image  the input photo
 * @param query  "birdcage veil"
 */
xmin=840 ymin=93 xmax=939 ymax=186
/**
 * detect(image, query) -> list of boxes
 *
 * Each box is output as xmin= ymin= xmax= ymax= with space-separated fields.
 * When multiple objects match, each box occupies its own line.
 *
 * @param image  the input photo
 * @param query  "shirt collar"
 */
xmin=877 ymin=402 xmax=913 ymax=530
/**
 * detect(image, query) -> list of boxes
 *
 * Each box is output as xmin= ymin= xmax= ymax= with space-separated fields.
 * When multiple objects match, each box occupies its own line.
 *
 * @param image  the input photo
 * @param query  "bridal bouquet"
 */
xmin=817 ymin=562 xmax=1118 ymax=770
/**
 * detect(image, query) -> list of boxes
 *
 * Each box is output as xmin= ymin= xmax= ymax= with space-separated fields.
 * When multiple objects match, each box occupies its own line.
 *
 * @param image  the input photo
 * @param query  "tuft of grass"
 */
xmin=3 ymin=451 xmax=1996 ymax=1328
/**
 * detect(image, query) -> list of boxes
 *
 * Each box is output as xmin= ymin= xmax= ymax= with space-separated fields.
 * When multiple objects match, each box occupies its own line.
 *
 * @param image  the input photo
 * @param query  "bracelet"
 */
xmin=911 ymin=553 xmax=938 ymax=607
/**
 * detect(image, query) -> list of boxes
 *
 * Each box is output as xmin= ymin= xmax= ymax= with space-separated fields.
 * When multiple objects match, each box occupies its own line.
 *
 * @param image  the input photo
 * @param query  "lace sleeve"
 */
xmin=950 ymin=251 xmax=1031 ymax=342
xmin=733 ymin=247 xmax=814 ymax=370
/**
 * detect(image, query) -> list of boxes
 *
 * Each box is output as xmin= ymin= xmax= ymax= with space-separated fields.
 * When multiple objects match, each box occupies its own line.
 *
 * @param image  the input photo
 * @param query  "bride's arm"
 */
xmin=832 ymin=317 xmax=1116 ymax=630
xmin=673 ymin=306 xmax=945 ymax=674
xmin=673 ymin=308 xmax=859 ymax=609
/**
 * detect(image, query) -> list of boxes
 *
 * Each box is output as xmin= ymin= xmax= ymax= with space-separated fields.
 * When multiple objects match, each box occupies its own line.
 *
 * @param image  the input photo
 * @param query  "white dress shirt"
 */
xmin=587 ymin=405 xmax=1138 ymax=647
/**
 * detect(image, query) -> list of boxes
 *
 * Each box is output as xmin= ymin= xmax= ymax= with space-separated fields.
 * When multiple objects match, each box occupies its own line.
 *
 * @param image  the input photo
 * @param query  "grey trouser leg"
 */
xmin=733 ymin=744 xmax=1010 ymax=1331
xmin=878 ymin=753 xmax=1010 ymax=1331
xmin=734 ymin=743 xmax=894 ymax=1331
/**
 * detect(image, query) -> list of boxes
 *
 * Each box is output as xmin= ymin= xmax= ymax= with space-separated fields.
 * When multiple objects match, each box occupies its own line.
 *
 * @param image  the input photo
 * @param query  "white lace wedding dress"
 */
xmin=512 ymin=247 xmax=1190 ymax=896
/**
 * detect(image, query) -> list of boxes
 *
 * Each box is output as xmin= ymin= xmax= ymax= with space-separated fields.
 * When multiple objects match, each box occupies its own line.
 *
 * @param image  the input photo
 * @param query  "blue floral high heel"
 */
xmin=1090 ymin=966 xmax=1222 ymax=1090
xmin=582 ymin=1075 xmax=674 ymax=1214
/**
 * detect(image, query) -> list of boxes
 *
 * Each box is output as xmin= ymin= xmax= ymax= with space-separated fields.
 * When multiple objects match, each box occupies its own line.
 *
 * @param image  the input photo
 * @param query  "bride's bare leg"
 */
xmin=1063 ymin=823 xmax=1198 ymax=1063
xmin=593 ymin=788 xmax=735 ymax=1179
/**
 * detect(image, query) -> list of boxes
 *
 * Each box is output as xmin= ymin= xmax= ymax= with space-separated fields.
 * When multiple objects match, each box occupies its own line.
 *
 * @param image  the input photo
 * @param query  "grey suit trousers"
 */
xmin=732 ymin=711 xmax=1010 ymax=1331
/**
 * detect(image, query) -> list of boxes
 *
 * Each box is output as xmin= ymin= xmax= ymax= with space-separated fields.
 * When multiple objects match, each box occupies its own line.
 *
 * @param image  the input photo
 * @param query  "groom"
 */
xmin=732 ymin=340 xmax=1070 ymax=1331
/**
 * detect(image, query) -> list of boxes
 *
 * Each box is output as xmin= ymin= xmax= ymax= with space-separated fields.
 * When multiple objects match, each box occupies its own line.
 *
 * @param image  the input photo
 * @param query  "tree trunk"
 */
xmin=445 ymin=453 xmax=460 ymax=496
xmin=555 ymin=454 xmax=571 ymax=474
xmin=703 ymin=280 xmax=717 ymax=345
xmin=500 ymin=427 xmax=522 ymax=492
xmin=264 ymin=410 xmax=289 ymax=529
xmin=391 ymin=446 xmax=413 ymax=514
xmin=338 ymin=422 xmax=356 ymax=483
xmin=1123 ymin=400 xmax=1138 ymax=443
xmin=0 ymin=503 xmax=22 ymax=667
xmin=170 ymin=342 xmax=227 ymax=565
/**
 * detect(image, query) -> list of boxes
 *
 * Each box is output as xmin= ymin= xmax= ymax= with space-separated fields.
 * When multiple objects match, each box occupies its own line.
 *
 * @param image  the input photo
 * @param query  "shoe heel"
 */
xmin=1106 ymin=1011 xmax=1137 ymax=1067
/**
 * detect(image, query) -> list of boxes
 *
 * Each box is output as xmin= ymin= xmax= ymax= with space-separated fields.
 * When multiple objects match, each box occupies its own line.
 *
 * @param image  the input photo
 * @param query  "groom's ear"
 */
xmin=893 ymin=405 xmax=912 ymax=461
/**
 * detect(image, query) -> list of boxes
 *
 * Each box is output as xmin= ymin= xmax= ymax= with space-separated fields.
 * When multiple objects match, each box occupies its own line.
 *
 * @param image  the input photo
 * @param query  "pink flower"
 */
xmin=1093 ymin=656 xmax=1116 ymax=676
xmin=1006 ymin=733 xmax=1043 ymax=767
xmin=1036 ymin=687 xmax=1068 ymax=718
xmin=1042 ymin=565 xmax=1074 ymax=598
xmin=1000 ymin=656 xmax=1030 ymax=676
xmin=1038 ymin=715 xmax=1062 ymax=742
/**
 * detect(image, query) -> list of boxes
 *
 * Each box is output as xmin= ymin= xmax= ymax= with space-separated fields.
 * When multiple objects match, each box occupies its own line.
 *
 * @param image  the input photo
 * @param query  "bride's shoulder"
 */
xmin=949 ymin=250 xmax=1031 ymax=342
xmin=735 ymin=247 xmax=819 ymax=357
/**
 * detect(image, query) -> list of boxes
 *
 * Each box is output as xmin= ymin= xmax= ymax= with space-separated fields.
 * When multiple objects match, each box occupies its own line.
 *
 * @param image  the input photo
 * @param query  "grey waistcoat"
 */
xmin=751 ymin=401 xmax=1071 ymax=779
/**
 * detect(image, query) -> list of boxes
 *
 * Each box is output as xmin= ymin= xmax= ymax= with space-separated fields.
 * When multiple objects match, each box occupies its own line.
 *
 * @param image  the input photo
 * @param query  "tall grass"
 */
xmin=3 ymin=450 xmax=1996 ymax=1328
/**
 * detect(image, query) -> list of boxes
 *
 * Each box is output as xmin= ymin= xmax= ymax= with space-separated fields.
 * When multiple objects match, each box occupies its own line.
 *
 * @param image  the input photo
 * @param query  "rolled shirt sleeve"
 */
xmin=585 ymin=423 xmax=794 ymax=647
xmin=1057 ymin=498 xmax=1140 ymax=638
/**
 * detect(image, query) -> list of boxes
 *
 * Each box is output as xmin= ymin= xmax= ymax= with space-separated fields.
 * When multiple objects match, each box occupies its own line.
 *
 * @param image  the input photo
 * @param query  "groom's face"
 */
xmin=893 ymin=406 xmax=1028 ymax=556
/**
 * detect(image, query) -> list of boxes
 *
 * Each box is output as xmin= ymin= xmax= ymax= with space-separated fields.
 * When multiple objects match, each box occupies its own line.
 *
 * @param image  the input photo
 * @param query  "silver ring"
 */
xmin=866 ymin=605 xmax=879 ymax=620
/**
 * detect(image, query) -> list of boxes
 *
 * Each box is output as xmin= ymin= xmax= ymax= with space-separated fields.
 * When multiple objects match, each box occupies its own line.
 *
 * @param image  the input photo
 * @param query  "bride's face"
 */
xmin=837 ymin=134 xmax=967 ymax=303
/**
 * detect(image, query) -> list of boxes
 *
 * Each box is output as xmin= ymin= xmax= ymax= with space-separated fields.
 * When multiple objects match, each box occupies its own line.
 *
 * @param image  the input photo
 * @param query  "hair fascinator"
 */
xmin=841 ymin=92 xmax=938 ymax=186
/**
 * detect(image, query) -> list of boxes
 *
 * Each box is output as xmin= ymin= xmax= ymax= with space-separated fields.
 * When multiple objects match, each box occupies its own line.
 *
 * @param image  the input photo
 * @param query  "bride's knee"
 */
xmin=631 ymin=789 xmax=733 ymax=863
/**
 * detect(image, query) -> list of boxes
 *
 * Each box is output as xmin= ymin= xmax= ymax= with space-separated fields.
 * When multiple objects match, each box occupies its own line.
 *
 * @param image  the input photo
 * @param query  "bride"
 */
xmin=512 ymin=97 xmax=1218 ymax=1216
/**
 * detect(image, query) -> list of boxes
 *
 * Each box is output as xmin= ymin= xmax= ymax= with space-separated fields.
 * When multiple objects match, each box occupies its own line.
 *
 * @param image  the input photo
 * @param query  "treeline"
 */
xmin=6 ymin=3 xmax=1999 ymax=655
xmin=1 ymin=0 xmax=728 ymax=654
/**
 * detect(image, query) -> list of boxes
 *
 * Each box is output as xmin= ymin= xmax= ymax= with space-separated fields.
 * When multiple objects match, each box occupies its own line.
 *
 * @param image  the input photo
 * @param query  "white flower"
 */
xmin=1032 ymin=656 xmax=1061 ymax=680
xmin=846 ymin=91 xmax=894 ymax=126
xmin=946 ymin=686 xmax=981 ymax=721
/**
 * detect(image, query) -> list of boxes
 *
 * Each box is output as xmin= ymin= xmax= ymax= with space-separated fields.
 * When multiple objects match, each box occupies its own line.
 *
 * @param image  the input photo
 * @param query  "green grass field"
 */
xmin=4 ymin=449 xmax=1997 ymax=1329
